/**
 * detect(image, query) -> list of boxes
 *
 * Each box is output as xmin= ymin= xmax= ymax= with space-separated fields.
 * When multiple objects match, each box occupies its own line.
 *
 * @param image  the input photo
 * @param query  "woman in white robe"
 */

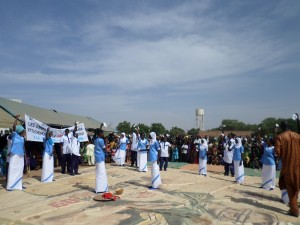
xmin=260 ymin=138 xmax=276 ymax=190
xmin=41 ymin=128 xmax=54 ymax=182
xmin=137 ymin=133 xmax=149 ymax=172
xmin=148 ymin=132 xmax=161 ymax=189
xmin=232 ymin=137 xmax=245 ymax=184
xmin=94 ymin=129 xmax=108 ymax=193
xmin=113 ymin=133 xmax=128 ymax=166
xmin=6 ymin=115 xmax=26 ymax=191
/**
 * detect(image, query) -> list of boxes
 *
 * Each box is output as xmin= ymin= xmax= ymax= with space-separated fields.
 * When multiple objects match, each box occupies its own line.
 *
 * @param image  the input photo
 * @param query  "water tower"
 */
xmin=196 ymin=108 xmax=205 ymax=131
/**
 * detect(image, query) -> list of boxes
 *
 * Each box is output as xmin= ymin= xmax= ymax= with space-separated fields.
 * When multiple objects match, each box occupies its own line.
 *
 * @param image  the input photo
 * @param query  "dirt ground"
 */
xmin=0 ymin=163 xmax=299 ymax=225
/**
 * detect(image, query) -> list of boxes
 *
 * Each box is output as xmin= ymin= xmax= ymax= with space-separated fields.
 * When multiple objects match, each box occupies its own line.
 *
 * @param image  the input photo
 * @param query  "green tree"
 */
xmin=116 ymin=121 xmax=131 ymax=134
xmin=170 ymin=126 xmax=185 ymax=137
xmin=137 ymin=123 xmax=150 ymax=136
xmin=221 ymin=119 xmax=249 ymax=131
xmin=150 ymin=123 xmax=166 ymax=136
xmin=187 ymin=128 xmax=200 ymax=136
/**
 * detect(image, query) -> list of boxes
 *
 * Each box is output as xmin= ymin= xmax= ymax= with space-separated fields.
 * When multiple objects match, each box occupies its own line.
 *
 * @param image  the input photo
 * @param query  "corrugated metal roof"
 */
xmin=0 ymin=96 xmax=114 ymax=131
xmin=0 ymin=107 xmax=15 ymax=128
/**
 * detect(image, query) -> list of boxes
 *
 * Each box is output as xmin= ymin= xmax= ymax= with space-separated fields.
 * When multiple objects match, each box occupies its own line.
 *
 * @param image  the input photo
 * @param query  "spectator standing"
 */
xmin=181 ymin=141 xmax=189 ymax=162
xmin=130 ymin=128 xmax=139 ymax=167
xmin=223 ymin=136 xmax=235 ymax=177
xmin=159 ymin=136 xmax=171 ymax=171
xmin=85 ymin=142 xmax=95 ymax=165
xmin=172 ymin=145 xmax=179 ymax=162
xmin=71 ymin=133 xmax=81 ymax=175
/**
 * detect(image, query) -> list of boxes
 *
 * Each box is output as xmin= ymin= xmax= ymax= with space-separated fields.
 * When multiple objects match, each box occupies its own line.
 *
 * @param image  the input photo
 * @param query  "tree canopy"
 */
xmin=115 ymin=115 xmax=299 ymax=138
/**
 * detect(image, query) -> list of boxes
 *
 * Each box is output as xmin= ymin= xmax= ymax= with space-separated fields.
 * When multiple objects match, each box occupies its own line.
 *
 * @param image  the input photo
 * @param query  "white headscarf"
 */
xmin=235 ymin=137 xmax=242 ymax=148
xmin=150 ymin=132 xmax=156 ymax=145
xmin=120 ymin=132 xmax=127 ymax=144
xmin=201 ymin=138 xmax=208 ymax=148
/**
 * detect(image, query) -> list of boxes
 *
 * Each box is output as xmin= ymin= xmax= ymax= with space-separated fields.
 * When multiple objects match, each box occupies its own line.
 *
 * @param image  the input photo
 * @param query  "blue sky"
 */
xmin=1 ymin=0 xmax=299 ymax=131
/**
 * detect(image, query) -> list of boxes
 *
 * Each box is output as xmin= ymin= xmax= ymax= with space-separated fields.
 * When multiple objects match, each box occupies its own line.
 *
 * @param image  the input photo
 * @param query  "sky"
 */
xmin=0 ymin=0 xmax=300 ymax=131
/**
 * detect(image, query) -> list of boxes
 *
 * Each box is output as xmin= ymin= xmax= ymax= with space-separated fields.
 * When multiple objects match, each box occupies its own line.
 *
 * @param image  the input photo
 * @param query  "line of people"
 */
xmin=2 ymin=116 xmax=299 ymax=217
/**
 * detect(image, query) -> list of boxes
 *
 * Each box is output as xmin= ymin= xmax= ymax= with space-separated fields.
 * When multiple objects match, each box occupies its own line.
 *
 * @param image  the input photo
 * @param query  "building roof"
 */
xmin=0 ymin=96 xmax=114 ymax=131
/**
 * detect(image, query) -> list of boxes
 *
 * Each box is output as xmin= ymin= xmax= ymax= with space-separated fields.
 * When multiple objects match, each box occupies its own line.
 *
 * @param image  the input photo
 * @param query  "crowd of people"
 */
xmin=0 ymin=117 xmax=299 ymax=217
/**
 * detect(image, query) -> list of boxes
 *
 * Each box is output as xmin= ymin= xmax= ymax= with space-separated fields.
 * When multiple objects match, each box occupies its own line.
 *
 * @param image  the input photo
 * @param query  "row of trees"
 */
xmin=115 ymin=117 xmax=299 ymax=137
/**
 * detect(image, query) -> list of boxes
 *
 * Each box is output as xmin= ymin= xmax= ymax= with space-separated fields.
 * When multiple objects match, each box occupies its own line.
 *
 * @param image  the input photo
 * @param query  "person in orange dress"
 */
xmin=275 ymin=121 xmax=300 ymax=217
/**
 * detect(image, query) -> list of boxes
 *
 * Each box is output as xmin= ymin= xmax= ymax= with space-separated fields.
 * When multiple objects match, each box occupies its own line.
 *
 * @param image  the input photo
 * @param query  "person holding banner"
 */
xmin=71 ymin=133 xmax=81 ymax=175
xmin=60 ymin=122 xmax=77 ymax=175
xmin=41 ymin=127 xmax=54 ymax=182
xmin=94 ymin=128 xmax=108 ymax=193
xmin=6 ymin=115 xmax=26 ymax=191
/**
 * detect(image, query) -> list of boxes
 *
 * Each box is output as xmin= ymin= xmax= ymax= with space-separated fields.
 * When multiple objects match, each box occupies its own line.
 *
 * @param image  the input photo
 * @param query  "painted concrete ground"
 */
xmin=0 ymin=163 xmax=299 ymax=225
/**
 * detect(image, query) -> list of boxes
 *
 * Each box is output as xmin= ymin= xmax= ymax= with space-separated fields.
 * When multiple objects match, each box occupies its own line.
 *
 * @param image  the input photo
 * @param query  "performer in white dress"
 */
xmin=233 ymin=137 xmax=245 ymax=184
xmin=148 ymin=132 xmax=161 ymax=189
xmin=137 ymin=133 xmax=149 ymax=172
xmin=41 ymin=127 xmax=55 ymax=182
xmin=6 ymin=114 xmax=26 ymax=191
xmin=94 ymin=128 xmax=108 ymax=193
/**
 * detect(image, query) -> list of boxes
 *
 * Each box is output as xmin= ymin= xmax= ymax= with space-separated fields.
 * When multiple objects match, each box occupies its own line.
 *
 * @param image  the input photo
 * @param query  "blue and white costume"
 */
xmin=41 ymin=134 xmax=54 ymax=182
xmin=198 ymin=143 xmax=208 ymax=176
xmin=94 ymin=137 xmax=108 ymax=193
xmin=233 ymin=138 xmax=245 ymax=184
xmin=7 ymin=126 xmax=25 ymax=191
xmin=113 ymin=133 xmax=128 ymax=166
xmin=137 ymin=138 xmax=149 ymax=172
xmin=149 ymin=132 xmax=161 ymax=188
xmin=261 ymin=141 xmax=276 ymax=190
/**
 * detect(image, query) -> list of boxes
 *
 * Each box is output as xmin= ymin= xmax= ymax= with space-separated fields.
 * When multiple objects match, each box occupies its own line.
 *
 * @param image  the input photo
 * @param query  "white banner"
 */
xmin=25 ymin=114 xmax=88 ymax=143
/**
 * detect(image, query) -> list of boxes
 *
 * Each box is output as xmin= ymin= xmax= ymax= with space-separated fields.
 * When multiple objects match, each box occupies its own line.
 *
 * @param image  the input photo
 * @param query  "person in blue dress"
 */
xmin=232 ymin=137 xmax=245 ymax=184
xmin=6 ymin=114 xmax=26 ymax=191
xmin=137 ymin=133 xmax=149 ymax=172
xmin=41 ymin=127 xmax=54 ymax=182
xmin=94 ymin=128 xmax=108 ymax=193
xmin=198 ymin=139 xmax=208 ymax=176
xmin=113 ymin=133 xmax=129 ymax=166
xmin=148 ymin=132 xmax=161 ymax=189
xmin=260 ymin=137 xmax=276 ymax=190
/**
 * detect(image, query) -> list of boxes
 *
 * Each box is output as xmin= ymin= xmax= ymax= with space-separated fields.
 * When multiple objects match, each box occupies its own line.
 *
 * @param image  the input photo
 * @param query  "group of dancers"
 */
xmin=4 ymin=116 xmax=299 ymax=217
xmin=111 ymin=129 xmax=162 ymax=190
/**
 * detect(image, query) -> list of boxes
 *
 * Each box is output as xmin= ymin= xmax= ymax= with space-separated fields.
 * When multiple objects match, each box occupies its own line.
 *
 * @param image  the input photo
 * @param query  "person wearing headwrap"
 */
xmin=198 ymin=139 xmax=208 ymax=176
xmin=113 ymin=133 xmax=129 ymax=166
xmin=148 ymin=132 xmax=161 ymax=189
xmin=94 ymin=128 xmax=108 ymax=193
xmin=6 ymin=115 xmax=26 ymax=191
xmin=131 ymin=129 xmax=139 ymax=167
xmin=137 ymin=133 xmax=149 ymax=172
xmin=260 ymin=138 xmax=276 ymax=190
xmin=275 ymin=121 xmax=300 ymax=217
xmin=41 ymin=127 xmax=55 ymax=182
xmin=232 ymin=137 xmax=245 ymax=184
